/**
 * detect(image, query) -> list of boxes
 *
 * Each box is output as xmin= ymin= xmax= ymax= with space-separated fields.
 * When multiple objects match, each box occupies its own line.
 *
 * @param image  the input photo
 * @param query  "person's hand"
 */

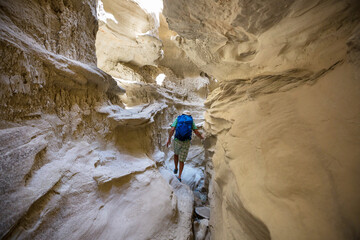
xmin=199 ymin=134 xmax=204 ymax=143
xmin=166 ymin=139 xmax=171 ymax=148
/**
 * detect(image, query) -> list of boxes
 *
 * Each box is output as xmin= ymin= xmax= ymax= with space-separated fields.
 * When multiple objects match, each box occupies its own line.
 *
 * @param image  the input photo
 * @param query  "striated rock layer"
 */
xmin=163 ymin=0 xmax=360 ymax=239
xmin=164 ymin=0 xmax=360 ymax=81
xmin=205 ymin=61 xmax=360 ymax=240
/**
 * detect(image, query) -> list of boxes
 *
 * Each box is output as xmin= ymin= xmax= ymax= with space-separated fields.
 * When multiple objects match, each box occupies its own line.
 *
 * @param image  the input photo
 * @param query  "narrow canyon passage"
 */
xmin=1 ymin=0 xmax=360 ymax=240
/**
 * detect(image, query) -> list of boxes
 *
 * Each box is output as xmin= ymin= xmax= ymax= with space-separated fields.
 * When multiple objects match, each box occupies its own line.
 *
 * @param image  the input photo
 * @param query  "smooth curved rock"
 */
xmin=96 ymin=0 xmax=163 ymax=72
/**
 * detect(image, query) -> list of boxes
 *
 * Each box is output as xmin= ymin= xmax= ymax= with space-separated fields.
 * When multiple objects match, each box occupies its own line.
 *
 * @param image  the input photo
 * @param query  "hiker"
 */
xmin=166 ymin=110 xmax=204 ymax=182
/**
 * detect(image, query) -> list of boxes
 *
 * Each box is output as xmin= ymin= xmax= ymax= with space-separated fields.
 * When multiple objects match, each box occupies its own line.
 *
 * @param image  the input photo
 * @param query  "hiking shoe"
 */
xmin=174 ymin=168 xmax=178 ymax=174
xmin=177 ymin=177 xmax=182 ymax=182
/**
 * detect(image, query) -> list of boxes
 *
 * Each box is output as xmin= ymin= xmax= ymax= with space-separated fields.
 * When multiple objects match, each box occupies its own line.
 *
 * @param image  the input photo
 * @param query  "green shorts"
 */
xmin=174 ymin=138 xmax=191 ymax=162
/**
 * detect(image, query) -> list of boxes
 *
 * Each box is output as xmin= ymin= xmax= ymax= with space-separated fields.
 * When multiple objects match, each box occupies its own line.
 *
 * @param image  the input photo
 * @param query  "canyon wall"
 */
xmin=0 ymin=0 xmax=209 ymax=239
xmin=163 ymin=0 xmax=360 ymax=239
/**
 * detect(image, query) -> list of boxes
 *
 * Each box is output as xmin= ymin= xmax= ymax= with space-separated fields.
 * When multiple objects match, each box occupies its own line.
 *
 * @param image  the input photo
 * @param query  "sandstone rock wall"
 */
xmin=205 ymin=60 xmax=360 ymax=240
xmin=163 ymin=0 xmax=360 ymax=239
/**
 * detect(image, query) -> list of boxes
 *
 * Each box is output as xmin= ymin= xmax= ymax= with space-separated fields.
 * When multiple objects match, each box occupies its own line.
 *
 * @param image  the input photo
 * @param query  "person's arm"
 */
xmin=193 ymin=129 xmax=204 ymax=140
xmin=167 ymin=127 xmax=176 ymax=147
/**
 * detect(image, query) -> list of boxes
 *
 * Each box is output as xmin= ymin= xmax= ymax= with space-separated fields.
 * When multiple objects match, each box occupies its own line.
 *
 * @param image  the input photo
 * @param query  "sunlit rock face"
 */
xmin=96 ymin=0 xmax=162 ymax=72
xmin=163 ymin=0 xmax=360 ymax=239
xmin=96 ymin=0 xmax=201 ymax=79
xmin=158 ymin=14 xmax=201 ymax=78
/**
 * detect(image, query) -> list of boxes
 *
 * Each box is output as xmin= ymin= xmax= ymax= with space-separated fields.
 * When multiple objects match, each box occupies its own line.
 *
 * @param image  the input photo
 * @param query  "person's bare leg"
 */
xmin=179 ymin=161 xmax=184 ymax=179
xmin=174 ymin=154 xmax=179 ymax=171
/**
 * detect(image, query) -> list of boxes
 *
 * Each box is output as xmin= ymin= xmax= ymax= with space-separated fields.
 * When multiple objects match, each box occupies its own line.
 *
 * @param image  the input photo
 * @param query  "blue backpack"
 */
xmin=175 ymin=115 xmax=193 ymax=141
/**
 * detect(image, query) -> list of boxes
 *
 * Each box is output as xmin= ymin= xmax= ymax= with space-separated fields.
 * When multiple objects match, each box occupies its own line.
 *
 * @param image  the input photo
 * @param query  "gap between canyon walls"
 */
xmin=95 ymin=0 xmax=214 ymax=238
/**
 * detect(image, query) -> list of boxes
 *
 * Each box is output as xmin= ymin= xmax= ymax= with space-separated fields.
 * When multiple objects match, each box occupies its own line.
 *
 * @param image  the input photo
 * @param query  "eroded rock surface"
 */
xmin=163 ymin=0 xmax=359 ymax=80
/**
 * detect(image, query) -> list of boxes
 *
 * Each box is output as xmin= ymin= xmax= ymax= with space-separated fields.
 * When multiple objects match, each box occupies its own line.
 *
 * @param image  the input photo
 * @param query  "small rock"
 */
xmin=195 ymin=206 xmax=210 ymax=219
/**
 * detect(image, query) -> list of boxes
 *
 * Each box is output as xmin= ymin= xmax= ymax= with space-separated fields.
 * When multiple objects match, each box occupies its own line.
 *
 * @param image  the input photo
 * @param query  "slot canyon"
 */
xmin=0 ymin=0 xmax=359 ymax=239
